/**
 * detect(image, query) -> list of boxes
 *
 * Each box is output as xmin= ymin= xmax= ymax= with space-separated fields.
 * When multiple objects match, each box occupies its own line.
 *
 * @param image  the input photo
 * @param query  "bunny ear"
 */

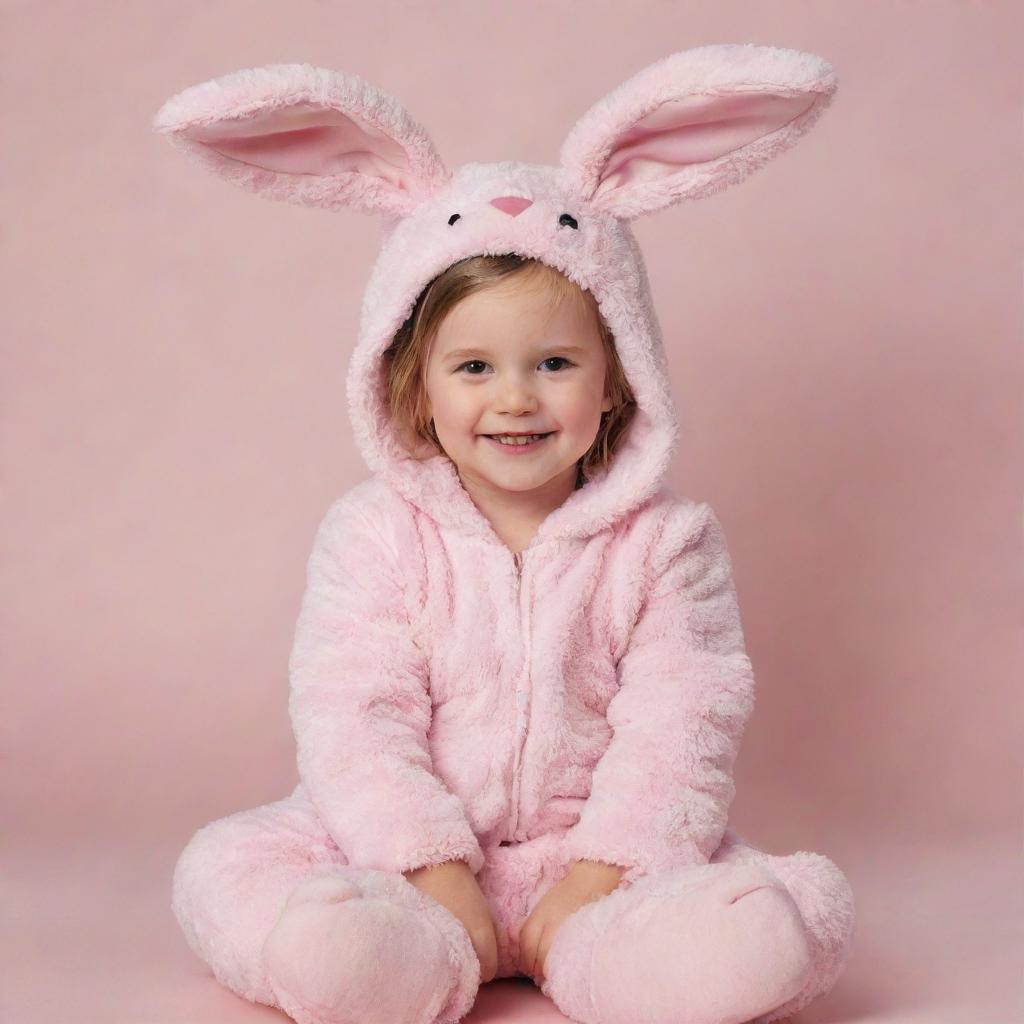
xmin=153 ymin=63 xmax=449 ymax=217
xmin=560 ymin=44 xmax=838 ymax=220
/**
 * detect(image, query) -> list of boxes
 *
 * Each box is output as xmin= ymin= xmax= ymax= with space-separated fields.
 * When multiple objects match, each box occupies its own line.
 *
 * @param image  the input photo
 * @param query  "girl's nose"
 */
xmin=490 ymin=196 xmax=533 ymax=217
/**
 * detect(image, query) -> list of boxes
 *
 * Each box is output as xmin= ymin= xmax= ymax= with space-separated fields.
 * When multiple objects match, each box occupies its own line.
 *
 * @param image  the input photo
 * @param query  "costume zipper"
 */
xmin=506 ymin=549 xmax=531 ymax=842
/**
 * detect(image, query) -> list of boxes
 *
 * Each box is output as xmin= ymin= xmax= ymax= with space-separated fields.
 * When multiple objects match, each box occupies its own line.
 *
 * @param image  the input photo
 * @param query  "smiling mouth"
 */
xmin=483 ymin=431 xmax=555 ymax=447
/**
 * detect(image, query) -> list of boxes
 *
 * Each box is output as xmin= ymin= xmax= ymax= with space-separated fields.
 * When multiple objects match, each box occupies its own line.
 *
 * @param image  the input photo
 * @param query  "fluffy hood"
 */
xmin=154 ymin=44 xmax=837 ymax=543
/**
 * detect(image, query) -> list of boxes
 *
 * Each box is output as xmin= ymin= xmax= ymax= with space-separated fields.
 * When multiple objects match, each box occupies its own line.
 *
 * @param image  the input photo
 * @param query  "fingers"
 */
xmin=483 ymin=944 xmax=497 ymax=983
xmin=517 ymin=918 xmax=532 ymax=976
xmin=471 ymin=921 xmax=498 ymax=983
xmin=474 ymin=942 xmax=496 ymax=983
xmin=518 ymin=923 xmax=543 ymax=982
xmin=536 ymin=928 xmax=552 ymax=982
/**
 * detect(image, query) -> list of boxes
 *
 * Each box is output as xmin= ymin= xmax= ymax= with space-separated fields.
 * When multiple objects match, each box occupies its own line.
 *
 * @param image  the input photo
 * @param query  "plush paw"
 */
xmin=544 ymin=863 xmax=813 ymax=1024
xmin=261 ymin=875 xmax=464 ymax=1024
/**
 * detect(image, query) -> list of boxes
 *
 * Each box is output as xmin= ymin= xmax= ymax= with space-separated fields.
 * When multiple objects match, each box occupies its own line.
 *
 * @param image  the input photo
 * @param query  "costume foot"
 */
xmin=543 ymin=863 xmax=813 ymax=1024
xmin=261 ymin=871 xmax=479 ymax=1024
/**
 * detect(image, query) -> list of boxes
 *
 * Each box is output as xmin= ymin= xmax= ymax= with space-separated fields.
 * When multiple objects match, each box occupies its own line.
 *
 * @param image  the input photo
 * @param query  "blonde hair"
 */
xmin=382 ymin=254 xmax=636 ymax=484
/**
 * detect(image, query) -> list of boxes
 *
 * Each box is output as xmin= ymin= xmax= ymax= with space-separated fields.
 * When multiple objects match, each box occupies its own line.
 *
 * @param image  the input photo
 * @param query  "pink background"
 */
xmin=4 ymin=2 xmax=1021 ymax=1022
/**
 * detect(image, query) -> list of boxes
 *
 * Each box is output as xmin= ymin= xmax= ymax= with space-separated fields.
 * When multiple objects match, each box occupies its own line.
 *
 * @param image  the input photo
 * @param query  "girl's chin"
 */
xmin=461 ymin=457 xmax=582 ymax=491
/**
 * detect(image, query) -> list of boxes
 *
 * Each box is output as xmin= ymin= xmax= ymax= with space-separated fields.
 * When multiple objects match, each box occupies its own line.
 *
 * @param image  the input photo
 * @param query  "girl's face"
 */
xmin=423 ymin=276 xmax=613 ymax=501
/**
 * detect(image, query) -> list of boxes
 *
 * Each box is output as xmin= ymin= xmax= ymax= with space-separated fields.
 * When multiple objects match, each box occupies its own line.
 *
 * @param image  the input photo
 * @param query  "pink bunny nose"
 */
xmin=490 ymin=196 xmax=533 ymax=217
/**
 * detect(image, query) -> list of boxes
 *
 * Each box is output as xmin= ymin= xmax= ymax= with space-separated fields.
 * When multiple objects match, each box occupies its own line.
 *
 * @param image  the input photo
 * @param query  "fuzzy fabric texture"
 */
xmin=157 ymin=43 xmax=853 ymax=1024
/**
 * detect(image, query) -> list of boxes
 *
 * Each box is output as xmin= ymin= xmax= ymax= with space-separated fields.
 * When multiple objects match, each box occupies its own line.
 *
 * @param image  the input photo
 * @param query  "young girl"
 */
xmin=157 ymin=45 xmax=854 ymax=1024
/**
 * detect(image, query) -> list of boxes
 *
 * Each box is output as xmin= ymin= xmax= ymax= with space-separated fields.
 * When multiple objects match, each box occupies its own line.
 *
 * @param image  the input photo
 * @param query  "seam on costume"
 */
xmin=344 ymin=497 xmax=426 ymax=650
xmin=617 ymin=507 xmax=671 ymax=659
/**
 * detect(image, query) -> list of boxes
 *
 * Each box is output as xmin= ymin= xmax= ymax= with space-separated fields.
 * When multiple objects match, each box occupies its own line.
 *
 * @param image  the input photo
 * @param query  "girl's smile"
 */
xmin=482 ymin=431 xmax=556 ymax=453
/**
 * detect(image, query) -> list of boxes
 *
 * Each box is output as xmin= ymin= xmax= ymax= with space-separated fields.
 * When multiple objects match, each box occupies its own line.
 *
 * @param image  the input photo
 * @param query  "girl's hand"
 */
xmin=403 ymin=859 xmax=500 ymax=983
xmin=516 ymin=859 xmax=625 ymax=983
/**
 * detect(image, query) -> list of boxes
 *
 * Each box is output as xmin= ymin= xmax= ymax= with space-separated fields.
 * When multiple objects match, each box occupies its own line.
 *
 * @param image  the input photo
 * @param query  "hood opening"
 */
xmin=345 ymin=233 xmax=680 ymax=546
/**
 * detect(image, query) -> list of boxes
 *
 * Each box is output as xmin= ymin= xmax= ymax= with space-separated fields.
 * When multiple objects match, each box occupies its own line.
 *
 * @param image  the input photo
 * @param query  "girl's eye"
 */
xmin=456 ymin=357 xmax=574 ymax=375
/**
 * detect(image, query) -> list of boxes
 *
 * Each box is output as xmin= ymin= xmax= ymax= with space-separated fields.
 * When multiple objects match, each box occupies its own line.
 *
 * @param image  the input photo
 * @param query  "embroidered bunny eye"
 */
xmin=448 ymin=213 xmax=461 ymax=225
xmin=558 ymin=213 xmax=578 ymax=229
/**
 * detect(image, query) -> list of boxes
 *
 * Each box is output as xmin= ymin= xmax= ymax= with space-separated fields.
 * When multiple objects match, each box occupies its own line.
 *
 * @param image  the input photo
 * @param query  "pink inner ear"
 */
xmin=595 ymin=92 xmax=818 ymax=195
xmin=183 ymin=101 xmax=416 ymax=186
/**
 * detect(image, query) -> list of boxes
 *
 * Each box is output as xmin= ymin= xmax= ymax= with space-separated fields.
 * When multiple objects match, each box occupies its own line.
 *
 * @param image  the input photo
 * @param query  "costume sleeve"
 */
xmin=288 ymin=496 xmax=485 ymax=876
xmin=560 ymin=502 xmax=756 ymax=888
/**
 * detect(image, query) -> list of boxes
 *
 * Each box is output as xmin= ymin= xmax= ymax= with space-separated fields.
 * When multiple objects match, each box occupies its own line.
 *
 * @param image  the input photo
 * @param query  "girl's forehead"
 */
xmin=439 ymin=280 xmax=595 ymax=337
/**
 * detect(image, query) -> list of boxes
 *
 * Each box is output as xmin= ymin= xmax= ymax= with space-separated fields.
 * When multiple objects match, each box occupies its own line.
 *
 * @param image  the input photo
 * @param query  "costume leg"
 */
xmin=540 ymin=828 xmax=853 ymax=1024
xmin=171 ymin=784 xmax=480 ymax=1024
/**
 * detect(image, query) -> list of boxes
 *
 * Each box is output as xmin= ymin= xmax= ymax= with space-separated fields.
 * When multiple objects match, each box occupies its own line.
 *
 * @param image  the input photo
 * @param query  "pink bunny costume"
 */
xmin=156 ymin=44 xmax=854 ymax=1024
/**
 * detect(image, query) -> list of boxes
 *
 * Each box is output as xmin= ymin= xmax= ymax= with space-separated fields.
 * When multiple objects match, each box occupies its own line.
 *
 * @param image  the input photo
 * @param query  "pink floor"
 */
xmin=6 ymin=825 xmax=1018 ymax=1024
